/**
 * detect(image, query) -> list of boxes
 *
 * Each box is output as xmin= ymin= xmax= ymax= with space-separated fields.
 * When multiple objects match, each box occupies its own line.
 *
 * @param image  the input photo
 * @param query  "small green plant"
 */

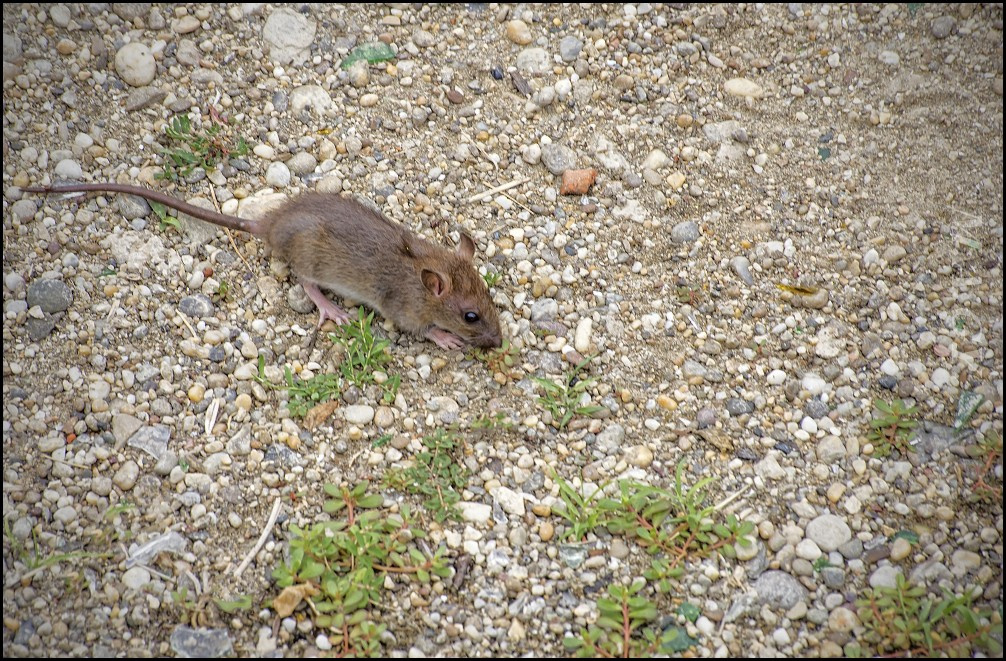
xmin=559 ymin=462 xmax=756 ymax=658
xmin=469 ymin=339 xmax=521 ymax=380
xmin=284 ymin=368 xmax=342 ymax=419
xmin=532 ymin=354 xmax=605 ymax=429
xmin=213 ymin=594 xmax=253 ymax=614
xmin=606 ymin=462 xmax=755 ymax=593
xmin=563 ymin=579 xmax=698 ymax=657
xmin=967 ymin=432 xmax=1002 ymax=503
xmin=867 ymin=399 xmax=919 ymax=458
xmin=150 ymin=200 xmax=181 ymax=232
xmin=553 ymin=473 xmax=617 ymax=542
xmin=813 ymin=556 xmax=833 ymax=572
xmin=383 ymin=430 xmax=468 ymax=522
xmin=854 ymin=574 xmax=1002 ymax=657
xmin=212 ymin=280 xmax=231 ymax=303
xmin=272 ymin=481 xmax=449 ymax=657
xmin=470 ymin=412 xmax=514 ymax=432
xmin=156 ymin=111 xmax=250 ymax=182
xmin=482 ymin=270 xmax=501 ymax=288
xmin=330 ymin=308 xmax=400 ymax=405
xmin=4 ymin=517 xmax=109 ymax=575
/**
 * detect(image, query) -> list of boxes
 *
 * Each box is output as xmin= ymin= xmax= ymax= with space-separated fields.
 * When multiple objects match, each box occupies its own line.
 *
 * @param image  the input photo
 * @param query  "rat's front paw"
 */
xmin=426 ymin=328 xmax=465 ymax=350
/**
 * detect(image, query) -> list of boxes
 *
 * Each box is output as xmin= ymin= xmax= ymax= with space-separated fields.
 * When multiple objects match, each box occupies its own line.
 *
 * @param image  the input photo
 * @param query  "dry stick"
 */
xmin=177 ymin=310 xmax=198 ymax=340
xmin=467 ymin=176 xmax=530 ymax=203
xmin=210 ymin=185 xmax=255 ymax=272
xmin=233 ymin=497 xmax=282 ymax=578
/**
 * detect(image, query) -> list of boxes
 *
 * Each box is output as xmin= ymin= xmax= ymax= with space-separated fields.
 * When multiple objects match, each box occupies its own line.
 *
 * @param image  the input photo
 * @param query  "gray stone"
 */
xmin=262 ymin=7 xmax=316 ymax=65
xmin=169 ymin=626 xmax=233 ymax=659
xmin=530 ymin=298 xmax=558 ymax=322
xmin=558 ymin=36 xmax=583 ymax=62
xmin=27 ymin=279 xmax=73 ymax=313
xmin=931 ymin=16 xmax=956 ymax=39
xmin=725 ymin=398 xmax=754 ymax=416
xmin=754 ymin=570 xmax=807 ymax=609
xmin=596 ymin=423 xmax=625 ymax=453
xmin=288 ymin=85 xmax=332 ymax=116
xmin=806 ymin=514 xmax=852 ymax=552
xmin=515 ymin=47 xmax=550 ymax=76
xmin=540 ymin=143 xmax=577 ymax=175
xmin=128 ymin=424 xmax=171 ymax=460
xmin=670 ymin=221 xmax=700 ymax=243
xmin=179 ymin=294 xmax=214 ymax=318
xmin=115 ymin=42 xmax=157 ymax=86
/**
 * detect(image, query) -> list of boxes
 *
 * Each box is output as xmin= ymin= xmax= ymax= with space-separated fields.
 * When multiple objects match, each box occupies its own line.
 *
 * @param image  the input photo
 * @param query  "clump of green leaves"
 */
xmin=280 ymin=309 xmax=401 ymax=418
xmin=481 ymin=270 xmax=501 ymax=288
xmin=330 ymin=308 xmax=400 ymax=405
xmin=557 ymin=462 xmax=756 ymax=657
xmin=272 ymin=481 xmax=450 ymax=657
xmin=156 ymin=111 xmax=250 ymax=182
xmin=563 ymin=579 xmax=698 ymax=657
xmin=553 ymin=474 xmax=616 ymax=542
xmin=470 ymin=412 xmax=514 ymax=433
xmin=867 ymin=398 xmax=919 ymax=458
xmin=384 ymin=430 xmax=468 ymax=522
xmin=606 ymin=463 xmax=754 ymax=593
xmin=532 ymin=354 xmax=605 ymax=429
xmin=852 ymin=574 xmax=1002 ymax=657
xmin=148 ymin=200 xmax=181 ymax=232
xmin=469 ymin=339 xmax=521 ymax=380
xmin=284 ymin=369 xmax=342 ymax=419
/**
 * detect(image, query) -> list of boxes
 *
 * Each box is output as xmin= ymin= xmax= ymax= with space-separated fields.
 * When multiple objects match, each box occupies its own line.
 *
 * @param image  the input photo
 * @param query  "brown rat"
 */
xmin=24 ymin=182 xmax=503 ymax=350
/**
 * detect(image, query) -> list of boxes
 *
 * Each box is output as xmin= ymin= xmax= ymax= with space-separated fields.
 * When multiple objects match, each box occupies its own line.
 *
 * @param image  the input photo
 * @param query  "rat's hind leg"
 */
xmin=301 ymin=281 xmax=351 ymax=326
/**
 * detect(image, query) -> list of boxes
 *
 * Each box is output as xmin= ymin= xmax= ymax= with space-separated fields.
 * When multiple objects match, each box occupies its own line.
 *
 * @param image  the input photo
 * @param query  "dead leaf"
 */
xmin=775 ymin=283 xmax=819 ymax=296
xmin=272 ymin=583 xmax=319 ymax=618
xmin=303 ymin=400 xmax=340 ymax=430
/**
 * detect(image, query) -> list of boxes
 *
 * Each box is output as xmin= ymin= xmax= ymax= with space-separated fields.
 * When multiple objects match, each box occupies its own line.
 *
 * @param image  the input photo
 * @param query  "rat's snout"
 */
xmin=473 ymin=329 xmax=503 ymax=349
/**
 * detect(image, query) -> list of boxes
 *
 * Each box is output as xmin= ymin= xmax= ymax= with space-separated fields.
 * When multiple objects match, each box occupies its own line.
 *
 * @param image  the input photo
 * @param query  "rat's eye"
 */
xmin=464 ymin=312 xmax=480 ymax=324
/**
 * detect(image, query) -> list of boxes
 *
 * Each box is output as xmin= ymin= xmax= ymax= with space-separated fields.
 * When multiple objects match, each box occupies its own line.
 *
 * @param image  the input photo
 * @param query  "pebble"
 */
xmin=289 ymin=85 xmax=332 ymax=114
xmin=754 ymin=571 xmax=807 ymax=609
xmin=262 ymin=7 xmax=316 ymax=65
xmin=54 ymin=158 xmax=83 ymax=180
xmin=344 ymin=405 xmax=375 ymax=425
xmin=540 ymin=143 xmax=577 ymax=176
xmin=724 ymin=78 xmax=764 ymax=98
xmin=505 ymin=20 xmax=532 ymax=45
xmin=265 ymin=161 xmax=291 ymax=187
xmin=670 ymin=221 xmax=700 ymax=243
xmin=179 ymin=294 xmax=215 ymax=318
xmin=494 ymin=486 xmax=525 ymax=516
xmin=805 ymin=514 xmax=852 ymax=552
xmin=114 ymin=42 xmax=156 ymax=86
xmin=515 ymin=47 xmax=550 ymax=76
xmin=730 ymin=256 xmax=753 ymax=285
xmin=113 ymin=460 xmax=140 ymax=490
xmin=574 ymin=318 xmax=592 ymax=353
xmin=558 ymin=36 xmax=583 ymax=62
xmin=26 ymin=279 xmax=73 ymax=314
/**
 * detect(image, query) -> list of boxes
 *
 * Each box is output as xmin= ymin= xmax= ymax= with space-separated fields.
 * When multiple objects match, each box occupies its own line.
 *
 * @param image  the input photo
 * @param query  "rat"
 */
xmin=24 ymin=182 xmax=504 ymax=350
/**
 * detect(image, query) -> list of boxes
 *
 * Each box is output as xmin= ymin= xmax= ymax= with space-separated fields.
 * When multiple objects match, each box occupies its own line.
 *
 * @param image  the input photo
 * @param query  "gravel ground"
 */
xmin=3 ymin=3 xmax=1003 ymax=658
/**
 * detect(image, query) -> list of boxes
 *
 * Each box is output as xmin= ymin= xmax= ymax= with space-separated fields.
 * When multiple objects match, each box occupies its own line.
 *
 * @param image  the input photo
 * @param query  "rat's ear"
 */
xmin=421 ymin=269 xmax=451 ymax=298
xmin=457 ymin=233 xmax=475 ymax=261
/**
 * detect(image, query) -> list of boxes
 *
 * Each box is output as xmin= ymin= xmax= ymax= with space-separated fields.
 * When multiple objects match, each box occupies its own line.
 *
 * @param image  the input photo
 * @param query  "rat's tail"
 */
xmin=23 ymin=183 xmax=259 ymax=235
